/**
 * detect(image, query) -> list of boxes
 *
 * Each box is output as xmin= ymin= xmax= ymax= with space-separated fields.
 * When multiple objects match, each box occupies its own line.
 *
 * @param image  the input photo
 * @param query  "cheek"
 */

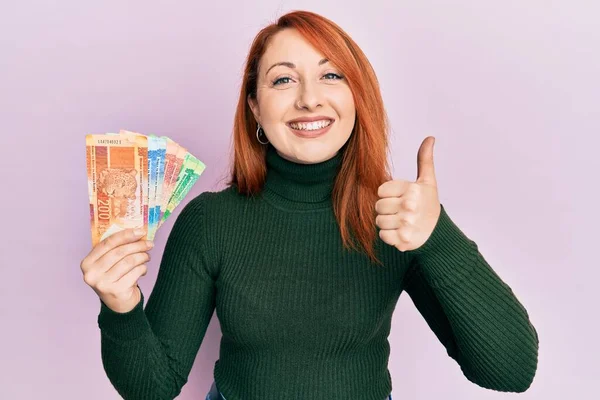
xmin=329 ymin=89 xmax=356 ymax=119
xmin=259 ymin=93 xmax=294 ymax=123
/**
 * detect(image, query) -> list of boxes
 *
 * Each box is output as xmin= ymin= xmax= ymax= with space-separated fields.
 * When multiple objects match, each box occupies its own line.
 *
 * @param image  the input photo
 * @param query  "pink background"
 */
xmin=1 ymin=1 xmax=598 ymax=398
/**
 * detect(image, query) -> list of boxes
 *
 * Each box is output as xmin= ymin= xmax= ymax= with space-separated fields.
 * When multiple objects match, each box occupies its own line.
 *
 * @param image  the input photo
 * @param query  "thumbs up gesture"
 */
xmin=376 ymin=136 xmax=442 ymax=252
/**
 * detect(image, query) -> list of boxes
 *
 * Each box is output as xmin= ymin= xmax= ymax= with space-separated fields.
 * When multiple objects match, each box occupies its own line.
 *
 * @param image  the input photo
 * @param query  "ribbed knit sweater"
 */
xmin=97 ymin=143 xmax=539 ymax=400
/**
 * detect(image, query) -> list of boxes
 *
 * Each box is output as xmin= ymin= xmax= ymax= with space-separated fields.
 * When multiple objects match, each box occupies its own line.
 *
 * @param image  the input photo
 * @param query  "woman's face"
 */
xmin=248 ymin=28 xmax=356 ymax=164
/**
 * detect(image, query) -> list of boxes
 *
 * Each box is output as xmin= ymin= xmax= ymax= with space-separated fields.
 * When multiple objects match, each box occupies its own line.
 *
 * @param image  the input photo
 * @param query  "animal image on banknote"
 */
xmin=85 ymin=131 xmax=205 ymax=245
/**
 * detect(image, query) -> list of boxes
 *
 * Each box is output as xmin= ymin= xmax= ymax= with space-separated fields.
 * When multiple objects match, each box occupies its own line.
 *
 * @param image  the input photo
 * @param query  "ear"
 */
xmin=247 ymin=94 xmax=260 ymax=123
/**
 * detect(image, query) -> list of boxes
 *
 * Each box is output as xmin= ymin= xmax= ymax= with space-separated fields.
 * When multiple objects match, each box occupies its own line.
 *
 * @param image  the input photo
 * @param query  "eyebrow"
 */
xmin=265 ymin=58 xmax=329 ymax=76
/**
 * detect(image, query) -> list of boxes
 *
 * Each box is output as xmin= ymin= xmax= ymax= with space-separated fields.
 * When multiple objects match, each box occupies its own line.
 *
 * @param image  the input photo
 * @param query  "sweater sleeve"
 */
xmin=402 ymin=204 xmax=539 ymax=393
xmin=96 ymin=194 xmax=217 ymax=400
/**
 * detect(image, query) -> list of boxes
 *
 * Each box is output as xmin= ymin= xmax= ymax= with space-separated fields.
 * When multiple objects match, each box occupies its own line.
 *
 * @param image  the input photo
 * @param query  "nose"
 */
xmin=296 ymin=80 xmax=323 ymax=110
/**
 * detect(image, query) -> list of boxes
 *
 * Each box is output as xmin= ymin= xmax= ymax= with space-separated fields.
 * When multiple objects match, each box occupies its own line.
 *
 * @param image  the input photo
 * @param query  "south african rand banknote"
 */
xmin=146 ymin=135 xmax=167 ymax=241
xmin=102 ymin=130 xmax=206 ymax=239
xmin=85 ymin=134 xmax=148 ymax=246
xmin=158 ymin=154 xmax=206 ymax=229
xmin=158 ymin=139 xmax=187 ymax=231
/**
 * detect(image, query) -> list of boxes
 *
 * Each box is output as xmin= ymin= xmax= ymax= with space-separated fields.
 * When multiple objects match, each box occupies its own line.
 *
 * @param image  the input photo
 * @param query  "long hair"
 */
xmin=226 ymin=10 xmax=392 ymax=266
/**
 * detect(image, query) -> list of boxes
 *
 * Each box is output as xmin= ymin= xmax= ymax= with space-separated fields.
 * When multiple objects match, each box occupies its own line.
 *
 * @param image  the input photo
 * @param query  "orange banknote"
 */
xmin=86 ymin=134 xmax=149 ymax=246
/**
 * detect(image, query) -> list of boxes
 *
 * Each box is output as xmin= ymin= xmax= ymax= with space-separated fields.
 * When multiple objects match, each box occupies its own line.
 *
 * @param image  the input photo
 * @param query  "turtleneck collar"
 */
xmin=261 ymin=143 xmax=345 ymax=212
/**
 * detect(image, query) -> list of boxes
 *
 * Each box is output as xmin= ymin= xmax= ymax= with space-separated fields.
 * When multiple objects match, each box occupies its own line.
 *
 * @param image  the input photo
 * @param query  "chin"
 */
xmin=290 ymin=147 xmax=338 ymax=164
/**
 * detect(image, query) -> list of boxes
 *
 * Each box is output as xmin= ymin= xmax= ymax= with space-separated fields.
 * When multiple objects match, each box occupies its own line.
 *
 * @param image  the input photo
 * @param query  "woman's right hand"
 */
xmin=80 ymin=228 xmax=154 ymax=313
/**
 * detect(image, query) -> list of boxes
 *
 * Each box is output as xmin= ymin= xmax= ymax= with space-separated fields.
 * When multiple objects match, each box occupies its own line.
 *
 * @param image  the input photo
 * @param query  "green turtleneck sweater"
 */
xmin=97 ymin=144 xmax=539 ymax=399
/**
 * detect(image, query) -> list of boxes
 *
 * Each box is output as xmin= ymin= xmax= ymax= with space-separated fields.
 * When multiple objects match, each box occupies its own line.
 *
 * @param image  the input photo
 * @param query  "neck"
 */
xmin=260 ymin=144 xmax=345 ymax=212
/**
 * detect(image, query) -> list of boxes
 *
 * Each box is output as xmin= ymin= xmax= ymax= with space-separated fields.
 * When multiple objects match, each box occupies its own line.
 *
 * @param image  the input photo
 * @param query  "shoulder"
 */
xmin=175 ymin=185 xmax=251 ymax=230
xmin=180 ymin=184 xmax=235 ymax=206
xmin=186 ymin=185 xmax=247 ymax=212
xmin=188 ymin=184 xmax=258 ymax=213
xmin=173 ymin=185 xmax=247 ymax=270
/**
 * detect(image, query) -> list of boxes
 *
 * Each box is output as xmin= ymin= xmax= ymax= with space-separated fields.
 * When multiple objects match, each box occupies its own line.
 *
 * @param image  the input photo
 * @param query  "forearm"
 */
xmin=406 ymin=205 xmax=539 ymax=392
xmin=98 ymin=293 xmax=188 ymax=400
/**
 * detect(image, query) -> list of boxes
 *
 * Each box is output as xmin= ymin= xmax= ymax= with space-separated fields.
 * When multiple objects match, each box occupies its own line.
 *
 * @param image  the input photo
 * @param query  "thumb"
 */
xmin=416 ymin=136 xmax=437 ymax=184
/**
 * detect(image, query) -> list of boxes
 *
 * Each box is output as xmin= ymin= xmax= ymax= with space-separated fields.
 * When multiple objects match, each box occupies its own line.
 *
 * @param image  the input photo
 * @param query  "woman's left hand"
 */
xmin=375 ymin=136 xmax=442 ymax=252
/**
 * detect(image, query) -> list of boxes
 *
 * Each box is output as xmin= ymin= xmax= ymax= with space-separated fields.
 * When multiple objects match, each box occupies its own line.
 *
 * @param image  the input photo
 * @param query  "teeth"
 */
xmin=289 ymin=120 xmax=332 ymax=131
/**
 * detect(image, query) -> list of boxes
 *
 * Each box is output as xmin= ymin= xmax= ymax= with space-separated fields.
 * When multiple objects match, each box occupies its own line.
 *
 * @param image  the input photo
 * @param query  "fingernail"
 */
xmin=146 ymin=241 xmax=154 ymax=248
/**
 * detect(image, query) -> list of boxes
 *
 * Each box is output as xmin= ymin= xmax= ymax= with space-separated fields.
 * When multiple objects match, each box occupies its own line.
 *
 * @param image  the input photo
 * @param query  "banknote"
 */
xmin=159 ymin=141 xmax=187 ymax=225
xmin=88 ymin=130 xmax=205 ymax=244
xmin=159 ymin=154 xmax=206 ymax=228
xmin=86 ymin=133 xmax=148 ymax=246
xmin=147 ymin=135 xmax=167 ymax=241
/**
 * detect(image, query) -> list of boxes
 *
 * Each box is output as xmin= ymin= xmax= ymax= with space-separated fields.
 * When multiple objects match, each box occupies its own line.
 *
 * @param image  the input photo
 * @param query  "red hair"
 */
xmin=226 ymin=10 xmax=392 ymax=266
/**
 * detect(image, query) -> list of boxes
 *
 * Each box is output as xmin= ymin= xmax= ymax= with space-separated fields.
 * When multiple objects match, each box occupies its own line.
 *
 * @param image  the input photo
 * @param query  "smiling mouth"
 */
xmin=287 ymin=119 xmax=333 ymax=131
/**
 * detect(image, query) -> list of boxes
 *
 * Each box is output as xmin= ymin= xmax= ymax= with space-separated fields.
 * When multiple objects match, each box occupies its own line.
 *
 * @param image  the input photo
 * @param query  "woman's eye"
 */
xmin=323 ymin=73 xmax=343 ymax=80
xmin=273 ymin=77 xmax=292 ymax=86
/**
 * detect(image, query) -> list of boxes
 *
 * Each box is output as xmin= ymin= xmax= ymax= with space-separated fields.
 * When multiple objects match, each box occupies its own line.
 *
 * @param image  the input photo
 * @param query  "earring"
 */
xmin=256 ymin=123 xmax=269 ymax=145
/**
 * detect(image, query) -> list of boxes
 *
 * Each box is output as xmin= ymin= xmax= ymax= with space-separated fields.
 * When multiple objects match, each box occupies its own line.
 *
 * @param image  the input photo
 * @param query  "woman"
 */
xmin=80 ymin=10 xmax=539 ymax=400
